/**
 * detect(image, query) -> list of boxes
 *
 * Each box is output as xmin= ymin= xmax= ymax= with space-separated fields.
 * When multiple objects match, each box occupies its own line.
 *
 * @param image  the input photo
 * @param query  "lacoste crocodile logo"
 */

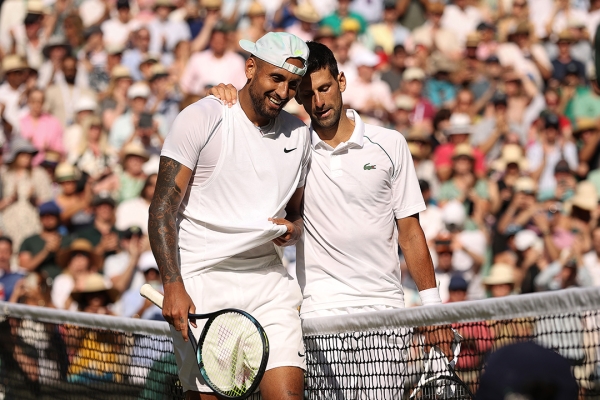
xmin=364 ymin=163 xmax=377 ymax=170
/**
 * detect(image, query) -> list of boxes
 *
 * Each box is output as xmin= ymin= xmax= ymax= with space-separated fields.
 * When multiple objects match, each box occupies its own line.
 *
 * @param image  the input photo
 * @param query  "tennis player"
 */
xmin=210 ymin=42 xmax=453 ymax=398
xmin=148 ymin=32 xmax=310 ymax=400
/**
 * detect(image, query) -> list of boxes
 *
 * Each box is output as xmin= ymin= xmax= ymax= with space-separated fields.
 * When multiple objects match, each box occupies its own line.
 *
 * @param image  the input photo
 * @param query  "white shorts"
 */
xmin=170 ymin=264 xmax=306 ymax=393
xmin=303 ymin=305 xmax=411 ymax=400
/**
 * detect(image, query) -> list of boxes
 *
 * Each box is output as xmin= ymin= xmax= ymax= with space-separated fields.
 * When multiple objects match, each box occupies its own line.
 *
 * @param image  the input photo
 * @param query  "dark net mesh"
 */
xmin=1 ymin=309 xmax=600 ymax=399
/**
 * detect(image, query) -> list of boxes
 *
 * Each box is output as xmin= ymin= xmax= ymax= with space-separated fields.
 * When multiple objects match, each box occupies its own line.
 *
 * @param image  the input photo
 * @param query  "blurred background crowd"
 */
xmin=0 ymin=0 xmax=598 ymax=319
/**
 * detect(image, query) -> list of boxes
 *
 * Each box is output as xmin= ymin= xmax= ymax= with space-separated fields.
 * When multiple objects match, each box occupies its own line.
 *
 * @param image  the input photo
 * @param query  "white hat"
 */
xmin=127 ymin=82 xmax=151 ymax=99
xmin=445 ymin=113 xmax=473 ymax=135
xmin=353 ymin=50 xmax=380 ymax=68
xmin=402 ymin=67 xmax=426 ymax=81
xmin=483 ymin=263 xmax=515 ymax=285
xmin=74 ymin=96 xmax=98 ymax=113
xmin=442 ymin=200 xmax=466 ymax=226
xmin=138 ymin=251 xmax=159 ymax=273
xmin=240 ymin=32 xmax=309 ymax=76
xmin=515 ymin=229 xmax=541 ymax=251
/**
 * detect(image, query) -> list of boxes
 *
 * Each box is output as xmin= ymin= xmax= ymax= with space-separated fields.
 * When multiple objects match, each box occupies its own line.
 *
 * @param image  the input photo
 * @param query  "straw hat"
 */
xmin=513 ymin=176 xmax=536 ymax=194
xmin=41 ymin=150 xmax=61 ymax=168
xmin=406 ymin=126 xmax=429 ymax=142
xmin=154 ymin=0 xmax=176 ymax=9
xmin=4 ymin=137 xmax=38 ymax=164
xmin=57 ymin=239 xmax=100 ymax=269
xmin=452 ymin=143 xmax=474 ymax=159
xmin=573 ymin=118 xmax=597 ymax=137
xmin=106 ymin=43 xmax=125 ymax=56
xmin=465 ymin=32 xmax=480 ymax=48
xmin=247 ymin=1 xmax=266 ymax=16
xmin=314 ymin=26 xmax=336 ymax=40
xmin=483 ymin=263 xmax=515 ymax=286
xmin=201 ymin=0 xmax=222 ymax=9
xmin=402 ymin=67 xmax=426 ymax=82
xmin=571 ymin=181 xmax=598 ymax=211
xmin=70 ymin=273 xmax=119 ymax=304
xmin=42 ymin=36 xmax=72 ymax=58
xmin=2 ymin=55 xmax=28 ymax=74
xmin=295 ymin=2 xmax=320 ymax=23
xmin=445 ymin=113 xmax=472 ymax=135
xmin=122 ymin=142 xmax=150 ymax=162
xmin=74 ymin=96 xmax=98 ymax=113
xmin=54 ymin=162 xmax=81 ymax=182
xmin=27 ymin=0 xmax=46 ymax=14
xmin=149 ymin=64 xmax=169 ymax=81
xmin=127 ymin=82 xmax=151 ymax=99
xmin=491 ymin=144 xmax=528 ymax=172
xmin=557 ymin=30 xmax=575 ymax=43
xmin=395 ymin=95 xmax=415 ymax=111
xmin=426 ymin=1 xmax=445 ymax=13
xmin=111 ymin=64 xmax=132 ymax=80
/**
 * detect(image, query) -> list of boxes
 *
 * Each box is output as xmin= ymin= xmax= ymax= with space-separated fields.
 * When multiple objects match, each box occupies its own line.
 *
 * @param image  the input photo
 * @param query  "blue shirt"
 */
xmin=0 ymin=271 xmax=25 ymax=300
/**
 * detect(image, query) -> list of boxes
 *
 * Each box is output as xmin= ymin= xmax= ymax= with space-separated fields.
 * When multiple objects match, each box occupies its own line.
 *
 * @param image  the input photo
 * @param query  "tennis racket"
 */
xmin=140 ymin=284 xmax=269 ymax=399
xmin=409 ymin=331 xmax=474 ymax=400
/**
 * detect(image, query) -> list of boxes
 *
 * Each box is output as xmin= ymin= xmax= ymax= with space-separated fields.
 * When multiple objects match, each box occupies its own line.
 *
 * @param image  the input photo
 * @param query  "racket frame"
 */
xmin=140 ymin=284 xmax=270 ymax=400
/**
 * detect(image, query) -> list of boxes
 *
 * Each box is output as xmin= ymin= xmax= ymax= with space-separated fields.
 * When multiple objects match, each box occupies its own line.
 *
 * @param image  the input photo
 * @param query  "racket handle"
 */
xmin=140 ymin=283 xmax=164 ymax=309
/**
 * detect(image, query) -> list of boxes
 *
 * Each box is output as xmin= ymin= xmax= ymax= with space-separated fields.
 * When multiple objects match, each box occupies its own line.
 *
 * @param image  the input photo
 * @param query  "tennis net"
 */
xmin=1 ymin=287 xmax=599 ymax=399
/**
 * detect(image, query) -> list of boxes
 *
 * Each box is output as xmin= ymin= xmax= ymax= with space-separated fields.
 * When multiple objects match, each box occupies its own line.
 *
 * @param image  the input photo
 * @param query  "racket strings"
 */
xmin=200 ymin=312 xmax=265 ymax=397
xmin=412 ymin=377 xmax=472 ymax=400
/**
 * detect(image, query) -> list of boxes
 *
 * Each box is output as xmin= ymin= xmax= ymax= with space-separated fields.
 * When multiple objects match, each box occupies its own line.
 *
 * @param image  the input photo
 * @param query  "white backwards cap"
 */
xmin=240 ymin=32 xmax=309 ymax=76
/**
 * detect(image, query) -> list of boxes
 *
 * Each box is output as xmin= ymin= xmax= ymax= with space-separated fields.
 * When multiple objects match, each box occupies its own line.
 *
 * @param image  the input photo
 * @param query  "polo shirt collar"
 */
xmin=310 ymin=109 xmax=365 ymax=149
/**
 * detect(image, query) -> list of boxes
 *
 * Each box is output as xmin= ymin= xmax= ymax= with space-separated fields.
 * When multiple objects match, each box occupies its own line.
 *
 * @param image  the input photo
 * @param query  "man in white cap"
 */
xmin=148 ymin=32 xmax=310 ymax=399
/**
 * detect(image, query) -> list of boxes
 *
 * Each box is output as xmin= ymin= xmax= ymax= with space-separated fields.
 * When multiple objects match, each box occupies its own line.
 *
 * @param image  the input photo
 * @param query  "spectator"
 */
xmin=582 ymin=226 xmax=600 ymax=287
xmin=0 ymin=237 xmax=24 ymax=300
xmin=148 ymin=0 xmax=191 ymax=56
xmin=120 ymin=250 xmax=162 ymax=319
xmin=238 ymin=2 xmax=268 ymax=46
xmin=147 ymin=64 xmax=180 ymax=129
xmin=367 ymin=0 xmax=410 ymax=55
xmin=433 ymin=233 xmax=456 ymax=302
xmin=121 ymin=27 xmax=153 ymax=81
xmin=180 ymin=27 xmax=246 ymax=97
xmin=440 ymin=0 xmax=482 ymax=47
xmin=424 ymin=56 xmax=458 ymax=109
xmin=551 ymin=30 xmax=587 ymax=84
xmin=286 ymin=2 xmax=320 ymax=42
xmin=380 ymin=44 xmax=407 ymax=95
xmin=53 ymin=163 xmax=92 ymax=230
xmin=115 ymin=174 xmax=156 ymax=235
xmin=117 ymin=142 xmax=150 ymax=203
xmin=409 ymin=2 xmax=461 ymax=61
xmin=4 ymin=4 xmax=48 ymax=71
xmin=488 ymin=144 xmax=529 ymax=216
xmin=70 ymin=272 xmax=119 ymax=314
xmin=321 ymin=0 xmax=367 ymax=36
xmin=44 ymin=55 xmax=96 ymax=128
xmin=402 ymin=67 xmax=435 ymax=130
xmin=168 ymin=40 xmax=191 ymax=89
xmin=19 ymin=88 xmax=64 ymax=166
xmin=51 ymin=238 xmax=98 ymax=310
xmin=483 ymin=263 xmax=516 ymax=297
xmin=63 ymin=96 xmax=97 ymax=157
xmin=566 ymin=66 xmax=600 ymax=122
xmin=109 ymin=81 xmax=156 ymax=150
xmin=73 ymin=193 xmax=120 ymax=259
xmin=8 ymin=271 xmax=53 ymax=308
xmin=37 ymin=37 xmax=72 ymax=89
xmin=0 ymin=138 xmax=53 ymax=252
xmin=101 ymin=0 xmax=140 ymax=49
xmin=19 ymin=202 xmax=64 ymax=280
xmin=418 ymin=179 xmax=443 ymax=242
xmin=0 ymin=55 xmax=28 ymax=137
xmin=100 ymin=64 xmax=133 ymax=131
xmin=447 ymin=275 xmax=469 ymax=303
xmin=392 ymin=95 xmax=414 ymax=133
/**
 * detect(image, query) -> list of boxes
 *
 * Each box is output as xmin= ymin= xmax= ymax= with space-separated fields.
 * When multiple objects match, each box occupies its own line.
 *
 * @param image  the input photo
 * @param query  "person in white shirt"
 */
xmin=148 ymin=0 xmax=191 ymax=55
xmin=440 ymin=0 xmax=483 ymax=46
xmin=148 ymin=32 xmax=311 ymax=399
xmin=0 ymin=55 xmax=28 ymax=136
xmin=211 ymin=41 xmax=454 ymax=399
xmin=101 ymin=0 xmax=142 ymax=49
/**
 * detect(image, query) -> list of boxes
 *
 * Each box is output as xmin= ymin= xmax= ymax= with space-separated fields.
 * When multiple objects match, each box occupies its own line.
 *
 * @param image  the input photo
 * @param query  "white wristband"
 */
xmin=419 ymin=287 xmax=442 ymax=306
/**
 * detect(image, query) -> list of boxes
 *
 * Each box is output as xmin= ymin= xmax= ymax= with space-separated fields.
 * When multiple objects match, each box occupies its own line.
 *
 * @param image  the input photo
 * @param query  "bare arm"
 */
xmin=148 ymin=156 xmax=197 ymax=341
xmin=398 ymin=214 xmax=436 ymax=290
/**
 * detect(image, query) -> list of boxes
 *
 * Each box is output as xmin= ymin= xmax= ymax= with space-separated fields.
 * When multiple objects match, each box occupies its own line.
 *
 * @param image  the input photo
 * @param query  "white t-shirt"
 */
xmin=104 ymin=251 xmax=146 ymax=316
xmin=297 ymin=110 xmax=426 ymax=314
xmin=115 ymin=197 xmax=150 ymax=234
xmin=161 ymin=97 xmax=311 ymax=278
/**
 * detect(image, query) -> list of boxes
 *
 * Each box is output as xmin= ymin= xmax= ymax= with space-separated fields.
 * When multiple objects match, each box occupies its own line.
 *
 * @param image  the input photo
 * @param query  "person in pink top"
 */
xmin=19 ymin=88 xmax=64 ymax=166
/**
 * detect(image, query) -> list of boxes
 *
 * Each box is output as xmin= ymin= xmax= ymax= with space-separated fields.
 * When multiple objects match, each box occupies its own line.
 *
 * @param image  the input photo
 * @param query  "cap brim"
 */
xmin=239 ymin=39 xmax=256 ymax=54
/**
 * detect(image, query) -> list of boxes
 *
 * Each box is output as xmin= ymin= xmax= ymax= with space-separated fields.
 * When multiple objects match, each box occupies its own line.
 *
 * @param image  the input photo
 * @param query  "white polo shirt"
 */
xmin=297 ymin=110 xmax=426 ymax=314
xmin=161 ymin=97 xmax=311 ymax=279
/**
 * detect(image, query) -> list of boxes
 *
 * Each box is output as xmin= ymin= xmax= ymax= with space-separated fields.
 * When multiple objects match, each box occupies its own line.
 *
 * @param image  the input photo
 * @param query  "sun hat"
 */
xmin=314 ymin=26 xmax=336 ymax=40
xmin=514 ymin=229 xmax=541 ymax=252
xmin=573 ymin=118 xmax=597 ymax=137
xmin=2 ymin=55 xmax=28 ymax=74
xmin=26 ymin=0 xmax=46 ymax=14
xmin=246 ymin=1 xmax=266 ymax=16
xmin=54 ymin=162 xmax=81 ymax=182
xmin=138 ymin=251 xmax=159 ymax=273
xmin=426 ymin=1 xmax=445 ymax=13
xmin=4 ymin=137 xmax=38 ymax=164
xmin=294 ymin=2 xmax=321 ymax=23
xmin=41 ymin=150 xmax=61 ymax=168
xmin=445 ymin=113 xmax=473 ymax=135
xmin=127 ymin=82 xmax=151 ymax=99
xmin=149 ymin=64 xmax=169 ymax=81
xmin=395 ymin=95 xmax=415 ymax=111
xmin=442 ymin=200 xmax=467 ymax=226
xmin=57 ymin=239 xmax=100 ymax=269
xmin=570 ymin=181 xmax=598 ymax=211
xmin=483 ymin=263 xmax=515 ymax=285
xmin=74 ymin=96 xmax=98 ymax=113
xmin=513 ymin=176 xmax=536 ymax=194
xmin=42 ymin=36 xmax=72 ymax=58
xmin=477 ymin=342 xmax=578 ymax=400
xmin=106 ymin=43 xmax=125 ymax=56
xmin=122 ymin=142 xmax=150 ymax=163
xmin=452 ymin=143 xmax=474 ymax=159
xmin=111 ymin=64 xmax=132 ymax=80
xmin=154 ymin=0 xmax=176 ymax=9
xmin=240 ymin=32 xmax=309 ymax=76
xmin=353 ymin=50 xmax=380 ymax=68
xmin=491 ymin=144 xmax=528 ymax=172
xmin=201 ymin=0 xmax=222 ymax=9
xmin=70 ymin=273 xmax=119 ymax=304
xmin=402 ymin=67 xmax=426 ymax=81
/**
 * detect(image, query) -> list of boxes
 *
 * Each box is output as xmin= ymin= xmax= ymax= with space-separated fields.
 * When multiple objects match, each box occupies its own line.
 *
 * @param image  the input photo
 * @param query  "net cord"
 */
xmin=2 ymin=287 xmax=600 ymax=337
xmin=301 ymin=287 xmax=600 ymax=335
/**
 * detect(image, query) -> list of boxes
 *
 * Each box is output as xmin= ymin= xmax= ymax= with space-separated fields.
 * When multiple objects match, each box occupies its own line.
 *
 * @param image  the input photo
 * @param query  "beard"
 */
xmin=311 ymin=101 xmax=343 ymax=130
xmin=65 ymin=75 xmax=76 ymax=84
xmin=248 ymin=79 xmax=287 ymax=122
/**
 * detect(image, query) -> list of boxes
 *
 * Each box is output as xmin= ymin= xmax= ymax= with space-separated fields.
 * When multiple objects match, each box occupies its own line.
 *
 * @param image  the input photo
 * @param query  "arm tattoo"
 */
xmin=148 ymin=157 xmax=184 ymax=285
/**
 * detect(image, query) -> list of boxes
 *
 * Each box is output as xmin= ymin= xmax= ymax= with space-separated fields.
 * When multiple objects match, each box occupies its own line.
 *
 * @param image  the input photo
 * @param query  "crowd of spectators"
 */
xmin=0 ymin=0 xmax=598 ymax=319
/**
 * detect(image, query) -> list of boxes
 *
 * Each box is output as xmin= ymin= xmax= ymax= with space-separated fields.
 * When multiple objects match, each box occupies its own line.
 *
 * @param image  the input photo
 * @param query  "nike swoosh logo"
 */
xmin=298 ymin=351 xmax=305 ymax=357
xmin=284 ymin=148 xmax=297 ymax=153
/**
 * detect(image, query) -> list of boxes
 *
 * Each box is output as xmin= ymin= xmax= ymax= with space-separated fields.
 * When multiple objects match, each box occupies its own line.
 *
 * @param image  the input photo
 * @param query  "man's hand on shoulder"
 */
xmin=270 ymin=217 xmax=302 ymax=247
xmin=207 ymin=83 xmax=239 ymax=107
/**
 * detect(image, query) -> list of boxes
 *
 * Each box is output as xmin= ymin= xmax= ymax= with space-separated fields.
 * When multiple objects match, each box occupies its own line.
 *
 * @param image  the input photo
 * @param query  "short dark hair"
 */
xmin=306 ymin=41 xmax=339 ymax=79
xmin=0 ymin=236 xmax=13 ymax=248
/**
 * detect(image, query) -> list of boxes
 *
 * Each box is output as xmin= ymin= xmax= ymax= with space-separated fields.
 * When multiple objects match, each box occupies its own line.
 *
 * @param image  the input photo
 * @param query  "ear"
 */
xmin=245 ymin=57 xmax=257 ymax=80
xmin=338 ymin=72 xmax=347 ymax=93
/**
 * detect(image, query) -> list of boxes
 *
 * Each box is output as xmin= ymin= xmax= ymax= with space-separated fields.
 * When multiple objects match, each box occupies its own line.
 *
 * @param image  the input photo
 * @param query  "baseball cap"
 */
xmin=123 ymin=226 xmax=143 ymax=239
xmin=476 ymin=342 xmax=578 ymax=400
xmin=239 ymin=32 xmax=309 ymax=76
xmin=138 ymin=251 xmax=159 ymax=273
xmin=448 ymin=275 xmax=469 ymax=291
xmin=39 ymin=201 xmax=61 ymax=216
xmin=554 ymin=159 xmax=571 ymax=174
xmin=515 ymin=229 xmax=540 ymax=251
xmin=353 ymin=51 xmax=380 ymax=68
xmin=544 ymin=113 xmax=560 ymax=129
xmin=442 ymin=200 xmax=466 ymax=226
xmin=92 ymin=192 xmax=116 ymax=208
xmin=402 ymin=67 xmax=426 ymax=81
xmin=127 ymin=82 xmax=151 ymax=99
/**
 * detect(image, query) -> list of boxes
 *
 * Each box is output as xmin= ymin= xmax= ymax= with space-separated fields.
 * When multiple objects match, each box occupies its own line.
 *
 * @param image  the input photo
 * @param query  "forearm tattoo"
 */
xmin=149 ymin=157 xmax=184 ymax=285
